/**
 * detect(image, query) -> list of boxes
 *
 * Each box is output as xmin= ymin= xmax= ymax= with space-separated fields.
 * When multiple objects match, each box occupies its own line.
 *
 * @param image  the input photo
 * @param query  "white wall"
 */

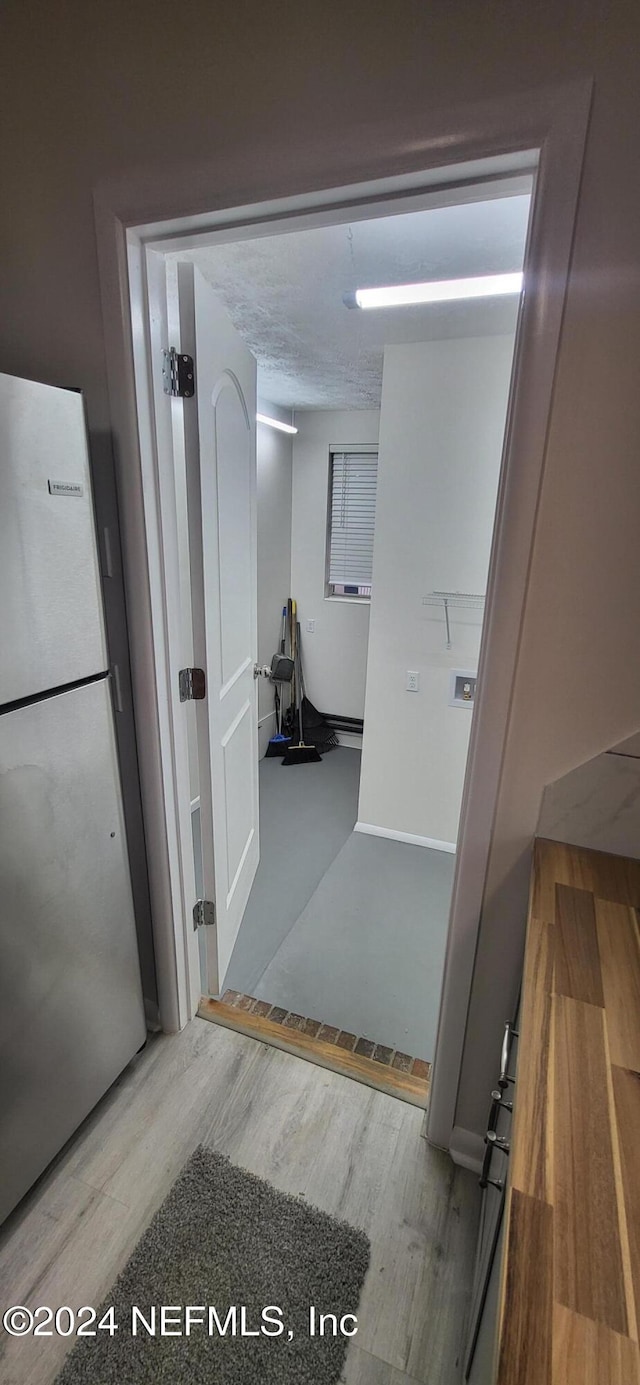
xmin=291 ymin=410 xmax=379 ymax=721
xmin=256 ymin=413 xmax=293 ymax=757
xmin=3 ymin=0 xmax=640 ymax=1145
xmin=358 ymin=336 xmax=516 ymax=845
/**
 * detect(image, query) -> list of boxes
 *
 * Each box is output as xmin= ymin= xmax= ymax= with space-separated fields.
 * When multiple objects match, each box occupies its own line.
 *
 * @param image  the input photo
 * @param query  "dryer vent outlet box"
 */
xmin=449 ymin=670 xmax=477 ymax=708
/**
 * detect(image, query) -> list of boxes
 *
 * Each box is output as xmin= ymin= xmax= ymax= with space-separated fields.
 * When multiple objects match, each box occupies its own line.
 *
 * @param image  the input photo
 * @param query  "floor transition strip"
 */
xmin=197 ymin=992 xmax=430 ymax=1107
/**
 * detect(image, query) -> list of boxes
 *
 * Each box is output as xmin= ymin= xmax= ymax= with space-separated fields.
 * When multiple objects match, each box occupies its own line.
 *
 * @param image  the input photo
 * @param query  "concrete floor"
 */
xmin=224 ymin=749 xmax=455 ymax=1058
xmin=224 ymin=749 xmax=361 ymax=997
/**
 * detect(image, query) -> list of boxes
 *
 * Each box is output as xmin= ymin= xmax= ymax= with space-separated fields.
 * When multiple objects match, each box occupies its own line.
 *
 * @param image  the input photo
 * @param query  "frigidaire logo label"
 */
xmin=48 ymin=480 xmax=83 ymax=497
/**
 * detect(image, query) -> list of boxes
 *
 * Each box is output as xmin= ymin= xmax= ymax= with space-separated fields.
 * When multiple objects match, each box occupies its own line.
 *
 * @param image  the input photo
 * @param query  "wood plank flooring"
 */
xmin=0 ymin=1018 xmax=479 ymax=1385
xmin=498 ymin=838 xmax=640 ymax=1385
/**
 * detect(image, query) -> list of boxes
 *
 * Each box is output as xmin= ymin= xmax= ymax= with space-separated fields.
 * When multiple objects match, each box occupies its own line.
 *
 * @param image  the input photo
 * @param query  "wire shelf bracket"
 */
xmin=422 ymin=591 xmax=486 ymax=648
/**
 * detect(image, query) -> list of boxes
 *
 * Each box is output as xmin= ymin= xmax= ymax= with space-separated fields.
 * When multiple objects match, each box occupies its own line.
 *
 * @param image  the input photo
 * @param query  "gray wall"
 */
xmin=358 ymin=336 xmax=516 ymax=846
xmin=2 ymin=0 xmax=640 ymax=1142
xmin=290 ymin=409 xmax=379 ymax=720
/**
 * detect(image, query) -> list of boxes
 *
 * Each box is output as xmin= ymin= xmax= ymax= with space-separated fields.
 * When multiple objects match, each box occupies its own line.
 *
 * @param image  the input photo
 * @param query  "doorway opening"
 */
xmin=145 ymin=177 xmax=532 ymax=1097
xmin=102 ymin=80 xmax=589 ymax=1152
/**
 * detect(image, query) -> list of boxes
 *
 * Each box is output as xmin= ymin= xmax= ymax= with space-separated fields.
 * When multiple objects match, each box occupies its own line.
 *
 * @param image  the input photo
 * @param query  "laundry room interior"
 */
xmin=181 ymin=183 xmax=532 ymax=1073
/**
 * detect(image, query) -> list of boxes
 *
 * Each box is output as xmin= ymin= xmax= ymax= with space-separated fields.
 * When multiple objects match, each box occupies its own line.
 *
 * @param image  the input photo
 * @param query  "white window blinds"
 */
xmin=327 ymin=450 xmax=378 ymax=591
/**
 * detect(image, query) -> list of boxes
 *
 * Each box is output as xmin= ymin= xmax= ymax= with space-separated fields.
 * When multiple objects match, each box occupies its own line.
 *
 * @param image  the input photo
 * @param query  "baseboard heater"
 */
xmin=322 ymin=713 xmax=364 ymax=736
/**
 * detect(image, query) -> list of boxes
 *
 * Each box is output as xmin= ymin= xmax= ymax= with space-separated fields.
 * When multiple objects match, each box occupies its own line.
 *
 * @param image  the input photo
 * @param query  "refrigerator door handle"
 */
xmin=111 ymin=663 xmax=124 ymax=713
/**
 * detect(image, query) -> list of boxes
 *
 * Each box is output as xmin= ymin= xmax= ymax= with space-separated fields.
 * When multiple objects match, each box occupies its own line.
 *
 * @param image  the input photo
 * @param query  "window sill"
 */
xmin=324 ymin=595 xmax=371 ymax=606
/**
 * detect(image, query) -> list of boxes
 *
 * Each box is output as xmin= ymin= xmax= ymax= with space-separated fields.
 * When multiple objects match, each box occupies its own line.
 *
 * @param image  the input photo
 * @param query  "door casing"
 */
xmin=94 ymin=78 xmax=592 ymax=1157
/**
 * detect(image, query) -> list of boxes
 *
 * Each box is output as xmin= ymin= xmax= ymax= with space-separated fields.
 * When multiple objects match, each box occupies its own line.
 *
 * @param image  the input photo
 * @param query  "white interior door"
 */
xmin=177 ymin=262 xmax=259 ymax=995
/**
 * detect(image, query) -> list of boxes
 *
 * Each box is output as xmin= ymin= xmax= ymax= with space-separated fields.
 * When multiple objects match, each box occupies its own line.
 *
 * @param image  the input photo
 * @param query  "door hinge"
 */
xmin=179 ymin=667 xmax=206 ymax=701
xmin=193 ymin=899 xmax=216 ymax=931
xmin=163 ymin=347 xmax=195 ymax=398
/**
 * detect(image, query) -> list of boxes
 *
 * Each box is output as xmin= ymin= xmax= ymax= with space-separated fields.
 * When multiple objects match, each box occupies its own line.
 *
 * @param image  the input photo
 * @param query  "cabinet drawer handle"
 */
xmin=479 ymin=1140 xmax=493 ymax=1190
xmin=479 ymin=1133 xmax=509 ymax=1189
xmin=499 ymin=1022 xmax=519 ymax=1089
xmin=489 ymin=1088 xmax=513 ymax=1127
xmin=486 ymin=1130 xmax=510 ymax=1155
xmin=479 ymin=1128 xmax=510 ymax=1190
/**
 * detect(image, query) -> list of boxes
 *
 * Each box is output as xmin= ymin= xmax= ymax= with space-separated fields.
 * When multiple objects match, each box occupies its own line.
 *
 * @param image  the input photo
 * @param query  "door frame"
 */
xmin=93 ymin=79 xmax=591 ymax=1151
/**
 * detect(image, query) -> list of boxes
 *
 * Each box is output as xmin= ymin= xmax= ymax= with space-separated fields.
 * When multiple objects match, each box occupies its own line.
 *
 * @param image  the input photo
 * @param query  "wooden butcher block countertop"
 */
xmin=497 ymin=838 xmax=640 ymax=1385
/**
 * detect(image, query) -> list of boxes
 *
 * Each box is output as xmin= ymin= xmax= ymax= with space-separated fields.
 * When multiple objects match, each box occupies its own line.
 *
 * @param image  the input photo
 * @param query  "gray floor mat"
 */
xmin=55 ymin=1145 xmax=370 ymax=1385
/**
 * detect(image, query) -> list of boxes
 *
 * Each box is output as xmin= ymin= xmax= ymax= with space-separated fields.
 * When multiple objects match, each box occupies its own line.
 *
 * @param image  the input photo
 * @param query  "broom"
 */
xmin=281 ymin=621 xmax=321 ymax=765
xmin=297 ymin=640 xmax=339 ymax=753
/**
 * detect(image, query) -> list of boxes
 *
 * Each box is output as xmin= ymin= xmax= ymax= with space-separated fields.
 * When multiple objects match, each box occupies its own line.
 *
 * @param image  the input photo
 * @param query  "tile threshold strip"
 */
xmin=197 ymin=992 xmax=430 ymax=1108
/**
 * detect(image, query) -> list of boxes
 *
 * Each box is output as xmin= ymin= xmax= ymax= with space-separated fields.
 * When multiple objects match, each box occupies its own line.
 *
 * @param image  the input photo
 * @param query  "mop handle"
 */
xmin=297 ymin=623 xmax=304 ymax=744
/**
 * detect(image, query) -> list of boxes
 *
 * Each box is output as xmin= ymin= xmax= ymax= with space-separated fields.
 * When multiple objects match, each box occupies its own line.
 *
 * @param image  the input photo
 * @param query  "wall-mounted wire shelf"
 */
xmin=422 ymin=591 xmax=486 ymax=648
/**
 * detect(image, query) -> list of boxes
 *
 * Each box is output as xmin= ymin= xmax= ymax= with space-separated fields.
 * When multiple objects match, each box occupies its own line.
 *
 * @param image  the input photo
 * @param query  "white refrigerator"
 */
xmin=0 ymin=372 xmax=146 ymax=1223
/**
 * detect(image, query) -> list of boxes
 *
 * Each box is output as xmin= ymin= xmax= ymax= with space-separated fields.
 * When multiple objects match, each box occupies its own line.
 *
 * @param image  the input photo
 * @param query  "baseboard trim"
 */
xmin=354 ymin=822 xmax=456 ymax=853
xmin=449 ymin=1124 xmax=484 ymax=1174
xmin=336 ymin=732 xmax=363 ymax=750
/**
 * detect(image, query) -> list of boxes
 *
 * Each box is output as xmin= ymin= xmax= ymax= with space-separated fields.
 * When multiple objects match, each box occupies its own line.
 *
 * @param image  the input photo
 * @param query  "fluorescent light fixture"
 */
xmin=344 ymin=271 xmax=523 ymax=310
xmin=256 ymin=412 xmax=298 ymax=435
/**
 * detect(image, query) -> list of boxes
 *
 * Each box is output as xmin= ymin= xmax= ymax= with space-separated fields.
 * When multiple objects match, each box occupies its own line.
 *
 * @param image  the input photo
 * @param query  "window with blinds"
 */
xmin=326 ymin=449 xmax=378 ymax=598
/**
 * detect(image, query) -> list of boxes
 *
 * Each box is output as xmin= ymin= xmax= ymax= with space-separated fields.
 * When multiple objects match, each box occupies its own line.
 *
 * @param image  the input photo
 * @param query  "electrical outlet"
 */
xmin=306 ymin=619 xmax=316 ymax=633
xmin=406 ymin=670 xmax=419 ymax=692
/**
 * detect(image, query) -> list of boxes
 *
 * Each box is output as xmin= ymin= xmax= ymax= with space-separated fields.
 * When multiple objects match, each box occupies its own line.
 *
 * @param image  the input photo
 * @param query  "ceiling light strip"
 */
xmin=346 ymin=272 xmax=523 ymax=310
xmin=256 ymin=412 xmax=298 ymax=434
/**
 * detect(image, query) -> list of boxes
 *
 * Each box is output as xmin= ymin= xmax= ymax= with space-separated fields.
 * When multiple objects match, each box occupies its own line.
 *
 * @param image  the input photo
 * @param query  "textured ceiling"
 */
xmin=175 ymin=194 xmax=530 ymax=410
